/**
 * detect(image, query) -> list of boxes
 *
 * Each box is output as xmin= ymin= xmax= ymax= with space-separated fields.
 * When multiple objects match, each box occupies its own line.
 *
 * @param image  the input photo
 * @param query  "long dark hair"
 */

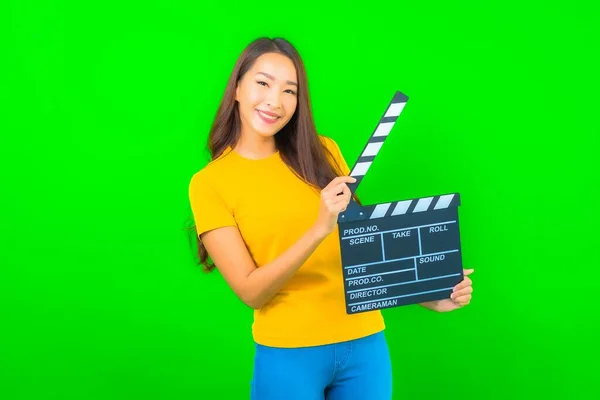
xmin=186 ymin=37 xmax=359 ymax=272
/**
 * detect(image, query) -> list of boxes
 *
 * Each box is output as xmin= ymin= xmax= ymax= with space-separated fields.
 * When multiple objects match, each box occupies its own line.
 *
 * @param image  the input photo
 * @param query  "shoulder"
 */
xmin=189 ymin=147 xmax=235 ymax=188
xmin=188 ymin=164 xmax=233 ymax=210
xmin=318 ymin=134 xmax=344 ymax=159
xmin=318 ymin=134 xmax=339 ymax=149
xmin=317 ymin=134 xmax=350 ymax=175
xmin=318 ymin=134 xmax=346 ymax=159
xmin=188 ymin=168 xmax=213 ymax=200
xmin=188 ymin=164 xmax=222 ymax=198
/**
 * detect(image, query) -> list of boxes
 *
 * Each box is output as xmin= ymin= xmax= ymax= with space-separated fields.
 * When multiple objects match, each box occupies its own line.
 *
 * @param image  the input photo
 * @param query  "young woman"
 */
xmin=188 ymin=37 xmax=474 ymax=400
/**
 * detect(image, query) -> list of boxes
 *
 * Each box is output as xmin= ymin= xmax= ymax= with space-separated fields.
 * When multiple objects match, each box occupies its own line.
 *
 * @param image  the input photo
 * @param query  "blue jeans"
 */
xmin=250 ymin=330 xmax=392 ymax=400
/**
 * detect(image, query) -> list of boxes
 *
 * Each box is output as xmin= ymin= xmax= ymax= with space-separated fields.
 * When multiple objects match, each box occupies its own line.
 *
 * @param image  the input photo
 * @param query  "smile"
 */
xmin=256 ymin=110 xmax=280 ymax=124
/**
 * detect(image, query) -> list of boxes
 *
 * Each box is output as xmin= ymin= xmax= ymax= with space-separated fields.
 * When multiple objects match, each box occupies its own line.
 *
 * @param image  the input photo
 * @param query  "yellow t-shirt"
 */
xmin=188 ymin=135 xmax=385 ymax=348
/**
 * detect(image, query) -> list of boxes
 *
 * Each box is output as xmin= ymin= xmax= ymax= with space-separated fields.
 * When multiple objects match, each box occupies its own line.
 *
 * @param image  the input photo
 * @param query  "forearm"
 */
xmin=244 ymin=225 xmax=327 ymax=309
xmin=419 ymin=300 xmax=441 ymax=311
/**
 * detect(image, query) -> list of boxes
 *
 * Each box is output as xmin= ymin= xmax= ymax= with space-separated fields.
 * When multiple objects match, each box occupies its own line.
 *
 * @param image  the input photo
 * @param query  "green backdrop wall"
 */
xmin=2 ymin=1 xmax=598 ymax=399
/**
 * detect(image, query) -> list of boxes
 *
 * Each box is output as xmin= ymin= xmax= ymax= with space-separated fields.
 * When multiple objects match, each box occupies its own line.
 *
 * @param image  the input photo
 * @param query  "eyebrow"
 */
xmin=257 ymin=71 xmax=298 ymax=87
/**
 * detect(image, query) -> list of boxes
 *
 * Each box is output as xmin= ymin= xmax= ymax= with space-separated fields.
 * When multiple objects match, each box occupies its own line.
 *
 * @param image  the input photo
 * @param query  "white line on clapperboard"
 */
xmin=344 ymin=218 xmax=459 ymax=297
xmin=348 ymin=287 xmax=456 ymax=307
xmin=346 ymin=271 xmax=461 ymax=294
xmin=343 ymin=220 xmax=458 ymax=269
xmin=345 ymin=254 xmax=461 ymax=305
xmin=341 ymin=220 xmax=457 ymax=240
xmin=344 ymin=248 xmax=459 ymax=272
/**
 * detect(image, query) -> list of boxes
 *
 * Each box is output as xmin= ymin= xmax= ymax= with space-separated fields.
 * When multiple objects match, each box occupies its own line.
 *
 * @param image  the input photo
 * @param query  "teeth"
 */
xmin=258 ymin=110 xmax=278 ymax=120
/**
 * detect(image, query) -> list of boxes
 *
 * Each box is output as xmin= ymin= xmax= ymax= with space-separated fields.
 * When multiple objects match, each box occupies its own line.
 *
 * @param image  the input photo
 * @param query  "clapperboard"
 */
xmin=337 ymin=91 xmax=464 ymax=314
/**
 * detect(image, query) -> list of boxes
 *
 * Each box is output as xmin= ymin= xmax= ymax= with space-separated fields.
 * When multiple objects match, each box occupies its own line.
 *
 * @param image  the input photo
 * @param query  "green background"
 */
xmin=2 ymin=0 xmax=598 ymax=399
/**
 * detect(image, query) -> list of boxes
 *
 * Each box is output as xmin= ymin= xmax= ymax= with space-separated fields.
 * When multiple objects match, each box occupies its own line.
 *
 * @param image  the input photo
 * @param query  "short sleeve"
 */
xmin=188 ymin=172 xmax=237 ymax=238
xmin=321 ymin=136 xmax=351 ymax=176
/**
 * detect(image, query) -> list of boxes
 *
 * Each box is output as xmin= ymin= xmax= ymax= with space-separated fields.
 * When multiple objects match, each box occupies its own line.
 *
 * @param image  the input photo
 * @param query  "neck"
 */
xmin=234 ymin=131 xmax=277 ymax=160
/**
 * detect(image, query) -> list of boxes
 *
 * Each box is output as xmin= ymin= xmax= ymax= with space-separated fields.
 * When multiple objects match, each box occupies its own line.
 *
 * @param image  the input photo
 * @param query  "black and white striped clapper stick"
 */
xmin=345 ymin=91 xmax=409 ymax=195
xmin=337 ymin=91 xmax=465 ymax=315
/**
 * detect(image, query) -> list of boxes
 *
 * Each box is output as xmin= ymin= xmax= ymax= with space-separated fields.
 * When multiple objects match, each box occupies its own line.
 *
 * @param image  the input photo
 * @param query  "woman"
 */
xmin=188 ymin=37 xmax=474 ymax=400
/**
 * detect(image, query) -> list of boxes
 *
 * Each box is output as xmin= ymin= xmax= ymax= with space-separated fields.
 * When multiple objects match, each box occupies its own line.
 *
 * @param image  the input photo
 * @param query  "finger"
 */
xmin=335 ymin=182 xmax=351 ymax=197
xmin=452 ymin=294 xmax=471 ymax=306
xmin=325 ymin=192 xmax=351 ymax=208
xmin=330 ymin=196 xmax=352 ymax=211
xmin=326 ymin=182 xmax=351 ymax=198
xmin=322 ymin=181 xmax=342 ymax=195
xmin=331 ymin=196 xmax=353 ymax=212
xmin=453 ymin=276 xmax=472 ymax=292
xmin=323 ymin=176 xmax=356 ymax=191
xmin=339 ymin=185 xmax=351 ymax=200
xmin=464 ymin=268 xmax=475 ymax=276
xmin=451 ymin=286 xmax=472 ymax=299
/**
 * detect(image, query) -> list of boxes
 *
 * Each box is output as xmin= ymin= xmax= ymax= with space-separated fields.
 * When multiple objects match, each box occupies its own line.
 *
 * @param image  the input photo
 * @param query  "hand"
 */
xmin=424 ymin=269 xmax=474 ymax=312
xmin=312 ymin=176 xmax=356 ymax=238
xmin=450 ymin=268 xmax=474 ymax=306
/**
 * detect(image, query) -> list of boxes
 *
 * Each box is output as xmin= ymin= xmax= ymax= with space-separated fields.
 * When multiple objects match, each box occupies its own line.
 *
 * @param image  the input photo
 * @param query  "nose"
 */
xmin=266 ymin=89 xmax=282 ymax=109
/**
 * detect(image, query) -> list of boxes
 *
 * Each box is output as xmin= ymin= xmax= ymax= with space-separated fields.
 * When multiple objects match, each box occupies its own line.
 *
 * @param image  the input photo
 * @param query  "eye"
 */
xmin=256 ymin=80 xmax=268 ymax=87
xmin=285 ymin=89 xmax=297 ymax=95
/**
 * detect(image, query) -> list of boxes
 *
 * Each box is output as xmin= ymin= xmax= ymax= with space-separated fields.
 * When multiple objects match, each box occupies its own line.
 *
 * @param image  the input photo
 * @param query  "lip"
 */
xmin=257 ymin=109 xmax=280 ymax=117
xmin=256 ymin=109 xmax=280 ymax=125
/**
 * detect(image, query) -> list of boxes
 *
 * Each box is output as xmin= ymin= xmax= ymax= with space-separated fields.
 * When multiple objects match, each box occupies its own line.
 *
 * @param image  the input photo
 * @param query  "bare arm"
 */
xmin=418 ymin=300 xmax=441 ymax=311
xmin=201 ymin=224 xmax=324 ymax=309
xmin=201 ymin=176 xmax=356 ymax=309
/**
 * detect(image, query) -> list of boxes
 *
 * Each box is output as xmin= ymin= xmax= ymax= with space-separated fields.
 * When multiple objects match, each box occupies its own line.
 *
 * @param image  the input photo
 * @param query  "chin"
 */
xmin=254 ymin=127 xmax=281 ymax=138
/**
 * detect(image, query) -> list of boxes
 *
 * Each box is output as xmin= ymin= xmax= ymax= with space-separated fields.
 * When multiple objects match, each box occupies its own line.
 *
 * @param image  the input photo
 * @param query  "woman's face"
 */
xmin=235 ymin=52 xmax=298 ymax=140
